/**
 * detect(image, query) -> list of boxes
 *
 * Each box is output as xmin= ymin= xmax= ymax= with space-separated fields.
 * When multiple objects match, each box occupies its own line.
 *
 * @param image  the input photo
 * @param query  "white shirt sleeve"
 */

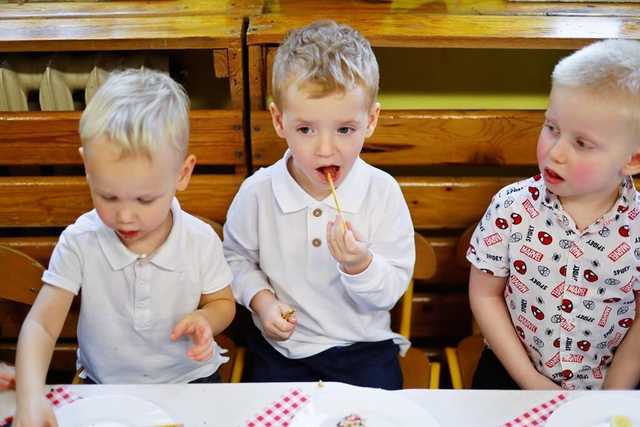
xmin=339 ymin=181 xmax=415 ymax=311
xmin=223 ymin=185 xmax=274 ymax=308
xmin=42 ymin=229 xmax=83 ymax=295
xmin=200 ymin=228 xmax=234 ymax=294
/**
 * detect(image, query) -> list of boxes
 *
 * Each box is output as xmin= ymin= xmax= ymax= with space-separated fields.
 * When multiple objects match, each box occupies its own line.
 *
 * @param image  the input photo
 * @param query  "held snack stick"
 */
xmin=326 ymin=172 xmax=347 ymax=234
xmin=282 ymin=308 xmax=296 ymax=321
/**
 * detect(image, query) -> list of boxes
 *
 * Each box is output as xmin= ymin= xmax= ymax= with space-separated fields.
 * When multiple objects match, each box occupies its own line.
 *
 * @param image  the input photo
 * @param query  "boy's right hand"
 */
xmin=251 ymin=290 xmax=297 ymax=341
xmin=14 ymin=395 xmax=58 ymax=427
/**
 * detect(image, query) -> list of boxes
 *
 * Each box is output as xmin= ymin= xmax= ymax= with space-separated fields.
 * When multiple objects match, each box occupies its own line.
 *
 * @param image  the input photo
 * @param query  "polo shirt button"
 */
xmin=313 ymin=208 xmax=322 ymax=217
xmin=312 ymin=238 xmax=322 ymax=247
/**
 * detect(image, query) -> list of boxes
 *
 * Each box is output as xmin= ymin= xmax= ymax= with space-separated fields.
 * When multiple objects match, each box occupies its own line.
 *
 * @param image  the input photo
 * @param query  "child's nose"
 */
xmin=116 ymin=208 xmax=135 ymax=224
xmin=315 ymin=133 xmax=335 ymax=156
xmin=548 ymin=137 xmax=568 ymax=163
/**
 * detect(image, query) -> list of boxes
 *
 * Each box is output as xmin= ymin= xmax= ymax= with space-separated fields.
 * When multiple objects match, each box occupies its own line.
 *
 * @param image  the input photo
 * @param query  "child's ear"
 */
xmin=78 ymin=146 xmax=90 ymax=180
xmin=176 ymin=154 xmax=197 ymax=191
xmin=365 ymin=102 xmax=381 ymax=138
xmin=269 ymin=102 xmax=286 ymax=138
xmin=622 ymin=147 xmax=640 ymax=176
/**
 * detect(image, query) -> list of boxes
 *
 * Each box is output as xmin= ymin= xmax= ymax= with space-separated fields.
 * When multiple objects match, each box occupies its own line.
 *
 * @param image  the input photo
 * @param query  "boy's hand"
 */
xmin=259 ymin=300 xmax=297 ymax=341
xmin=0 ymin=362 xmax=15 ymax=390
xmin=171 ymin=311 xmax=214 ymax=362
xmin=14 ymin=395 xmax=58 ymax=427
xmin=327 ymin=217 xmax=372 ymax=275
xmin=251 ymin=290 xmax=297 ymax=341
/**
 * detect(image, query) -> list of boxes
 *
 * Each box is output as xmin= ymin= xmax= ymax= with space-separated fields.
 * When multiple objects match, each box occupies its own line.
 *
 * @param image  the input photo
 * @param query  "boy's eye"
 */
xmin=575 ymin=139 xmax=590 ymax=149
xmin=101 ymin=195 xmax=117 ymax=202
xmin=544 ymin=123 xmax=558 ymax=134
xmin=337 ymin=126 xmax=355 ymax=135
xmin=297 ymin=126 xmax=312 ymax=135
xmin=138 ymin=198 xmax=155 ymax=205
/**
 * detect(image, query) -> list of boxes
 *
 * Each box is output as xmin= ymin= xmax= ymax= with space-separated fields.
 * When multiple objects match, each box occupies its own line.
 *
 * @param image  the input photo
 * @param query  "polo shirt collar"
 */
xmin=272 ymin=149 xmax=370 ymax=214
xmin=97 ymin=197 xmax=187 ymax=271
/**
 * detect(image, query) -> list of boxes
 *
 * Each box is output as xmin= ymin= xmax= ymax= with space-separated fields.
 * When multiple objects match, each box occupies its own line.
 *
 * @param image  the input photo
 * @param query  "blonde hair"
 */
xmin=271 ymin=20 xmax=379 ymax=108
xmin=79 ymin=68 xmax=190 ymax=161
xmin=552 ymin=39 xmax=640 ymax=96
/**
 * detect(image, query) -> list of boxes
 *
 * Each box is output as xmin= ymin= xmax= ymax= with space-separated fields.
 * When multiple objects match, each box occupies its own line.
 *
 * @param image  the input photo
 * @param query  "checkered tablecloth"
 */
xmin=502 ymin=393 xmax=567 ymax=427
xmin=1 ymin=386 xmax=81 ymax=427
xmin=245 ymin=388 xmax=310 ymax=427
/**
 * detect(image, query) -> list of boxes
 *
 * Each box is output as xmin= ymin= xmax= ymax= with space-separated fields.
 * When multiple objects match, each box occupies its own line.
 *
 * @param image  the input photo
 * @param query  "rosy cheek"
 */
xmin=569 ymin=163 xmax=598 ymax=189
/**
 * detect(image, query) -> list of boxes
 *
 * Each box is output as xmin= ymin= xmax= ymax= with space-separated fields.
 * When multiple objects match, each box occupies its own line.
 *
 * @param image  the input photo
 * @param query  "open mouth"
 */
xmin=544 ymin=167 xmax=564 ymax=184
xmin=317 ymin=165 xmax=340 ymax=182
xmin=117 ymin=230 xmax=139 ymax=239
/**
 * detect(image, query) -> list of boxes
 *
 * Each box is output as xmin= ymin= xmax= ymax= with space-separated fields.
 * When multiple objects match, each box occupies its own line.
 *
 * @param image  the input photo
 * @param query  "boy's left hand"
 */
xmin=327 ymin=217 xmax=372 ymax=275
xmin=171 ymin=311 xmax=214 ymax=362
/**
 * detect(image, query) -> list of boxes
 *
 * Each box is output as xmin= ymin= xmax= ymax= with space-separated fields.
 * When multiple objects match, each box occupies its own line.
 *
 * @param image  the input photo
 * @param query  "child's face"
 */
xmin=537 ymin=86 xmax=640 ymax=205
xmin=270 ymin=84 xmax=379 ymax=199
xmin=81 ymin=138 xmax=195 ymax=254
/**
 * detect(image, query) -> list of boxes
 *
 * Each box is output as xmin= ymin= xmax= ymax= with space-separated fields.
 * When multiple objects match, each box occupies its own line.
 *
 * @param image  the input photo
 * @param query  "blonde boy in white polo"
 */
xmin=15 ymin=69 xmax=235 ymax=425
xmin=224 ymin=20 xmax=414 ymax=389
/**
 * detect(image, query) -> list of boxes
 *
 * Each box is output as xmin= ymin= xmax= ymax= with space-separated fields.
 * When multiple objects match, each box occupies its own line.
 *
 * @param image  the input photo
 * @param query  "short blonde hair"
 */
xmin=272 ymin=20 xmax=379 ymax=108
xmin=552 ymin=39 xmax=640 ymax=96
xmin=79 ymin=68 xmax=190 ymax=161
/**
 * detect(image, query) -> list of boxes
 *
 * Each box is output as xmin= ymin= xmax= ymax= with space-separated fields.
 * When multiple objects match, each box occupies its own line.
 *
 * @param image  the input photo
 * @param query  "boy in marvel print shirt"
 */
xmin=468 ymin=39 xmax=640 ymax=390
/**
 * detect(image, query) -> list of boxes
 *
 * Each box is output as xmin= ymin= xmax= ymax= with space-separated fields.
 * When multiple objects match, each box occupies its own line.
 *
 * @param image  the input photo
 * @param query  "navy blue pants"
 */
xmin=472 ymin=347 xmax=519 ymax=389
xmin=246 ymin=325 xmax=403 ymax=390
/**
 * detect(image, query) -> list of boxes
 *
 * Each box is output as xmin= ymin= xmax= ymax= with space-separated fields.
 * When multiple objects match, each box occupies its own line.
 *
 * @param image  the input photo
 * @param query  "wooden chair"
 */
xmin=445 ymin=222 xmax=485 ymax=389
xmin=445 ymin=334 xmax=484 ymax=389
xmin=397 ymin=232 xmax=441 ymax=389
xmin=0 ymin=245 xmax=79 ymax=382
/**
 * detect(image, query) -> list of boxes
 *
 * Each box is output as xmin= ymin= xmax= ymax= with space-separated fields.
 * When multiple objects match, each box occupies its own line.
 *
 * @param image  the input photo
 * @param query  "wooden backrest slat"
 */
xmin=0 ymin=0 xmax=263 ymax=19
xmin=0 ymin=111 xmax=244 ymax=166
xmin=0 ymin=15 xmax=243 ymax=52
xmin=252 ymin=110 xmax=541 ymax=166
xmin=0 ymin=175 xmax=242 ymax=227
xmin=262 ymin=0 xmax=640 ymax=17
xmin=248 ymin=14 xmax=640 ymax=49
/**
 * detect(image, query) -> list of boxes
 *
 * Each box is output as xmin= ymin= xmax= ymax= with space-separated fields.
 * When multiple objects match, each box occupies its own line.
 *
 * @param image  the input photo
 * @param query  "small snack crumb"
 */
xmin=282 ymin=308 xmax=296 ymax=321
xmin=317 ymin=379 xmax=324 ymax=388
xmin=337 ymin=414 xmax=365 ymax=427
xmin=610 ymin=415 xmax=632 ymax=427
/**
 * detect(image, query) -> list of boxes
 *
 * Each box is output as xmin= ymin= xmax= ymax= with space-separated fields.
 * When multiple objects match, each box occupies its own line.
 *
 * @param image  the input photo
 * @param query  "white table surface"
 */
xmin=1 ymin=383 xmax=639 ymax=426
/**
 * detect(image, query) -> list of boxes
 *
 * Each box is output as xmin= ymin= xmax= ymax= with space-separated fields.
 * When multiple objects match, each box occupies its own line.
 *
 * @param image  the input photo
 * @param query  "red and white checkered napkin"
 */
xmin=1 ymin=386 xmax=82 ymax=427
xmin=502 ymin=393 xmax=568 ymax=427
xmin=245 ymin=388 xmax=311 ymax=427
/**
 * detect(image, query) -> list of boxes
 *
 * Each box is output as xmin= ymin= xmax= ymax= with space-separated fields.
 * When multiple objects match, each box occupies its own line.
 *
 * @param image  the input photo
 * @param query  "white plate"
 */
xmin=546 ymin=395 xmax=640 ymax=427
xmin=55 ymin=395 xmax=175 ymax=427
xmin=289 ymin=382 xmax=440 ymax=427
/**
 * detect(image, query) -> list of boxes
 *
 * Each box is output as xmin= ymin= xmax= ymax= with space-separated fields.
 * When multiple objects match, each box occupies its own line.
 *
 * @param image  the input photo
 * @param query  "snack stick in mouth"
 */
xmin=326 ymin=172 xmax=347 ymax=234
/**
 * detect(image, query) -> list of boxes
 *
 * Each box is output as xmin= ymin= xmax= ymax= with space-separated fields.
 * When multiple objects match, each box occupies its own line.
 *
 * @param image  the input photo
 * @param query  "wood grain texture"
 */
xmin=0 ymin=174 xmax=243 ymax=227
xmin=263 ymin=0 xmax=640 ymax=17
xmin=0 ymin=110 xmax=244 ymax=166
xmin=0 ymin=0 xmax=264 ymax=19
xmin=0 ymin=15 xmax=243 ymax=51
xmin=252 ymin=110 xmax=542 ymax=166
xmin=248 ymin=14 xmax=640 ymax=48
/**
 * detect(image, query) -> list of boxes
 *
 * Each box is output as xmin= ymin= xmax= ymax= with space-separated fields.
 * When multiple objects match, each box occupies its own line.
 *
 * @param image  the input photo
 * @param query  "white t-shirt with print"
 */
xmin=468 ymin=175 xmax=640 ymax=389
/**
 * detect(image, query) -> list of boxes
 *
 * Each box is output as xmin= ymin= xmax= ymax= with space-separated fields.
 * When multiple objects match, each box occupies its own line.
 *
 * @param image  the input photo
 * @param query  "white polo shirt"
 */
xmin=468 ymin=175 xmax=640 ymax=389
xmin=223 ymin=150 xmax=414 ymax=359
xmin=43 ymin=198 xmax=233 ymax=384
